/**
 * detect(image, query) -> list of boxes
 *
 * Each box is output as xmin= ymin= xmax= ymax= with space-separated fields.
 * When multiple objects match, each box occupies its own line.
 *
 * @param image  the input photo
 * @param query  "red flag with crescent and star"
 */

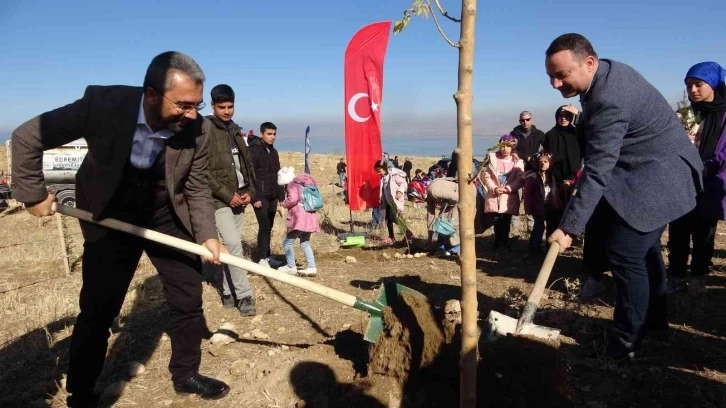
xmin=344 ymin=21 xmax=391 ymax=211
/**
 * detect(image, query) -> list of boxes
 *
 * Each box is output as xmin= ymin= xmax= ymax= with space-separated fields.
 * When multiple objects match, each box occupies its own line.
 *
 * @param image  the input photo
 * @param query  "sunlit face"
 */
xmin=686 ymin=78 xmax=715 ymax=103
xmin=261 ymin=128 xmax=276 ymax=145
xmin=546 ymin=50 xmax=597 ymax=98
xmin=212 ymin=101 xmax=234 ymax=122
xmin=500 ymin=145 xmax=513 ymax=157
xmin=145 ymin=71 xmax=204 ymax=132
xmin=519 ymin=114 xmax=533 ymax=130
xmin=538 ymin=158 xmax=550 ymax=171
xmin=376 ymin=167 xmax=387 ymax=176
xmin=557 ymin=111 xmax=572 ymax=127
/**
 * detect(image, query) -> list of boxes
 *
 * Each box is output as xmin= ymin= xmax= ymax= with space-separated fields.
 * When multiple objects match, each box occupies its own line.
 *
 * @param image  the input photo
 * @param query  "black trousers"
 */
xmin=583 ymin=199 xmax=614 ymax=280
xmin=67 ymin=209 xmax=206 ymax=398
xmin=493 ymin=214 xmax=512 ymax=247
xmin=667 ymin=207 xmax=717 ymax=278
xmin=254 ymin=198 xmax=278 ymax=259
xmin=545 ymin=208 xmax=564 ymax=239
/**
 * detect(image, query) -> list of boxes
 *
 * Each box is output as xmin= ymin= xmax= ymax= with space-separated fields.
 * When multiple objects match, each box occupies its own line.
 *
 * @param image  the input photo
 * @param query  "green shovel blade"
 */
xmin=361 ymin=281 xmax=427 ymax=343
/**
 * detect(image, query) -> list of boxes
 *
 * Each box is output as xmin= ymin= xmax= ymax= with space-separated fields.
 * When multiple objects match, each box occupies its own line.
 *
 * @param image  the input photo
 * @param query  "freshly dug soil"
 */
xmin=478 ymin=334 xmax=574 ymax=408
xmin=367 ymin=291 xmax=445 ymax=383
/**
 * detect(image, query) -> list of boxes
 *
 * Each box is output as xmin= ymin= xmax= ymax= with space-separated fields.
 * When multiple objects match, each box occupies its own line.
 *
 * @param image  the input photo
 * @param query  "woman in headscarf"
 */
xmin=667 ymin=61 xmax=726 ymax=296
xmin=542 ymin=105 xmax=581 ymax=184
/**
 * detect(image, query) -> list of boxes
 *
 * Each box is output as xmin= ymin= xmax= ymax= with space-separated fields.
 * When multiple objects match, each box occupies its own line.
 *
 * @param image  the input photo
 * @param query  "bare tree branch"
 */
xmin=433 ymin=0 xmax=462 ymax=22
xmin=428 ymin=3 xmax=459 ymax=48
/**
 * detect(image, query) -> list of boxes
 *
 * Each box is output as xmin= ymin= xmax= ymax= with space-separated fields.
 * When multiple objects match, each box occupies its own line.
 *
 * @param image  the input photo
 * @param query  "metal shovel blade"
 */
xmin=484 ymin=310 xmax=561 ymax=343
xmin=363 ymin=281 xmax=427 ymax=343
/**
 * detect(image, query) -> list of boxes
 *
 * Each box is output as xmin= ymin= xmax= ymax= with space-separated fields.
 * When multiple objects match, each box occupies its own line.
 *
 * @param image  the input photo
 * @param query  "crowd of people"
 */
xmin=7 ymin=31 xmax=725 ymax=406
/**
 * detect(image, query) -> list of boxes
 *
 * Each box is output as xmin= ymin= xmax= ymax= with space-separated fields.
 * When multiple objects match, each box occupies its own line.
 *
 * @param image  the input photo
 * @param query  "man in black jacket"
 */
xmin=204 ymin=84 xmax=257 ymax=316
xmin=249 ymin=122 xmax=284 ymax=267
xmin=510 ymin=110 xmax=545 ymax=170
xmin=510 ymin=111 xmax=545 ymax=235
xmin=402 ymin=157 xmax=413 ymax=181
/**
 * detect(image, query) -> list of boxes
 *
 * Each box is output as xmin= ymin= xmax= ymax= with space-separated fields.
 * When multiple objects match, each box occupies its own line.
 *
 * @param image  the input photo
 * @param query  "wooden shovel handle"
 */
xmin=527 ymin=242 xmax=560 ymax=307
xmin=51 ymin=203 xmax=359 ymax=308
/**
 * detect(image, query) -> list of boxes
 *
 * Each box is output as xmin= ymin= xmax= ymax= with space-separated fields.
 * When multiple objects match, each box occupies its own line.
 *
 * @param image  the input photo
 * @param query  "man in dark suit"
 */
xmin=11 ymin=52 xmax=231 ymax=406
xmin=545 ymin=34 xmax=703 ymax=359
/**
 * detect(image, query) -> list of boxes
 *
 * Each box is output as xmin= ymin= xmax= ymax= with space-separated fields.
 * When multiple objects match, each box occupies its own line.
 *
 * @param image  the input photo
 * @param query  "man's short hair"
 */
xmin=260 ymin=122 xmax=277 ymax=133
xmin=143 ymin=51 xmax=205 ymax=93
xmin=211 ymin=84 xmax=235 ymax=104
xmin=519 ymin=111 xmax=532 ymax=118
xmin=545 ymin=33 xmax=598 ymax=61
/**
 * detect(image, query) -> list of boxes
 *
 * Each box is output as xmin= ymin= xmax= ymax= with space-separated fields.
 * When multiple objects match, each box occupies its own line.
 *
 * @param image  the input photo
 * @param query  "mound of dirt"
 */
xmin=478 ymin=334 xmax=574 ymax=408
xmin=367 ymin=291 xmax=444 ymax=383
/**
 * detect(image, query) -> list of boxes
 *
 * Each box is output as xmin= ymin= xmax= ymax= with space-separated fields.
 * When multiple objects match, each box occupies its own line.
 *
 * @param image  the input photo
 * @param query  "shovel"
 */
xmin=484 ymin=242 xmax=562 ymax=342
xmin=51 ymin=203 xmax=423 ymax=343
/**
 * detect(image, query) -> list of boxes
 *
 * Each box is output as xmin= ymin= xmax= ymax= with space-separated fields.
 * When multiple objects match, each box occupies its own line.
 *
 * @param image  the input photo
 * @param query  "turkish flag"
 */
xmin=344 ymin=21 xmax=391 ymax=211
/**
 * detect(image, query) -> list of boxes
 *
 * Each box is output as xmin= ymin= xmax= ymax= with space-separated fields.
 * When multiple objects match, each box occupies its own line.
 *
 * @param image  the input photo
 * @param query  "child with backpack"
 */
xmin=277 ymin=167 xmax=321 ymax=276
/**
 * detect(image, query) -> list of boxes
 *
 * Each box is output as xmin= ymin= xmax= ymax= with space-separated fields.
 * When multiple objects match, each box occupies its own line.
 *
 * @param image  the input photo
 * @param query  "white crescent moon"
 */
xmin=347 ymin=92 xmax=370 ymax=123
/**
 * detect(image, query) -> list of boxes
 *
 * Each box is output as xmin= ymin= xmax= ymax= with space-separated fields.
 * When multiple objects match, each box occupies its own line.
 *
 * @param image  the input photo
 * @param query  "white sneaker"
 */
xmin=266 ymin=257 xmax=284 ymax=268
xmin=579 ymin=278 xmax=606 ymax=300
xmin=258 ymin=258 xmax=270 ymax=268
xmin=277 ymin=265 xmax=298 ymax=275
xmin=298 ymin=268 xmax=318 ymax=277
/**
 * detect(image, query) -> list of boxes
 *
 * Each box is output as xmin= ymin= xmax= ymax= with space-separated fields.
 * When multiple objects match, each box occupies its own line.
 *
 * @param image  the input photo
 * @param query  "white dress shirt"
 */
xmin=130 ymin=95 xmax=173 ymax=169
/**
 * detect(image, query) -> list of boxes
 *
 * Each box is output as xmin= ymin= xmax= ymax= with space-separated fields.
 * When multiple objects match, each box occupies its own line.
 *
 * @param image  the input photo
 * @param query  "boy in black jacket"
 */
xmin=249 ymin=122 xmax=284 ymax=267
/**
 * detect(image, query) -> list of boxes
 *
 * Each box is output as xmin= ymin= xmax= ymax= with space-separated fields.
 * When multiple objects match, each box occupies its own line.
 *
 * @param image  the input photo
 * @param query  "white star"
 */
xmin=371 ymin=101 xmax=380 ymax=112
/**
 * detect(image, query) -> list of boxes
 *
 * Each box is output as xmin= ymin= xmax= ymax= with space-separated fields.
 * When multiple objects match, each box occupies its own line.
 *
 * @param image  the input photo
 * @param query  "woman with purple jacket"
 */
xmin=668 ymin=62 xmax=726 ymax=296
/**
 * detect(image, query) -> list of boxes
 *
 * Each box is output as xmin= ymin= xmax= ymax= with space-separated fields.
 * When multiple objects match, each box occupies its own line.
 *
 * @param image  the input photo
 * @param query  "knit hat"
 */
xmin=277 ymin=167 xmax=295 ymax=185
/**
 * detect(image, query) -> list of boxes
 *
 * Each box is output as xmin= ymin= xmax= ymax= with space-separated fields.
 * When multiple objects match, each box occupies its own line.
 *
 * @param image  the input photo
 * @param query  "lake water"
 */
xmin=274 ymin=135 xmax=503 ymax=158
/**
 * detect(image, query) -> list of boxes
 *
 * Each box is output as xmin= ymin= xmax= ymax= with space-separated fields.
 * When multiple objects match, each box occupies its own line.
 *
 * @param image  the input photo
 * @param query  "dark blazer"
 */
xmin=11 ymin=85 xmax=217 ymax=244
xmin=560 ymin=60 xmax=703 ymax=234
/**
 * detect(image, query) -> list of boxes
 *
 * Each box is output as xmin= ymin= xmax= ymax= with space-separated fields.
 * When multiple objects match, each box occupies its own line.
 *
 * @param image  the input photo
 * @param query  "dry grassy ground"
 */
xmin=0 ymin=147 xmax=724 ymax=408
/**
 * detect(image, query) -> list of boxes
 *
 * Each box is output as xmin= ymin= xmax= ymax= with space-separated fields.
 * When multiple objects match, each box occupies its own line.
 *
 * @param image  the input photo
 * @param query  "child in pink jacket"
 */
xmin=483 ymin=135 xmax=525 ymax=250
xmin=277 ymin=167 xmax=320 ymax=277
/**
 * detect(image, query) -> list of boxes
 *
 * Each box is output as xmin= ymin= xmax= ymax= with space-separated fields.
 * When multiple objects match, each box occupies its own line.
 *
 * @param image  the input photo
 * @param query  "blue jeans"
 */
xmin=372 ymin=207 xmax=381 ymax=226
xmin=283 ymin=230 xmax=316 ymax=269
xmin=529 ymin=215 xmax=546 ymax=248
xmin=604 ymin=203 xmax=667 ymax=348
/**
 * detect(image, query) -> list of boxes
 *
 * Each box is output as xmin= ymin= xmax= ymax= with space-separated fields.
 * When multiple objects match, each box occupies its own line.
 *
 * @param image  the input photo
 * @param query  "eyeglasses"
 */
xmin=519 ymin=118 xmax=532 ymax=123
xmin=161 ymin=93 xmax=206 ymax=113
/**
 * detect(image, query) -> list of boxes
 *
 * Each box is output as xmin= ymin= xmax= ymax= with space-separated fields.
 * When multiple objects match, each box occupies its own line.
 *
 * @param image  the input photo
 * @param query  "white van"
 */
xmin=5 ymin=139 xmax=88 ymax=207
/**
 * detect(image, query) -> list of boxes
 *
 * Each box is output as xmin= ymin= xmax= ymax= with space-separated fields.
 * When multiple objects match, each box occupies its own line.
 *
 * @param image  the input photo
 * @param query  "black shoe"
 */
xmin=236 ymin=296 xmax=256 ymax=317
xmin=221 ymin=294 xmax=235 ymax=309
xmin=173 ymin=373 xmax=230 ymax=400
xmin=67 ymin=392 xmax=100 ymax=408
xmin=606 ymin=337 xmax=640 ymax=361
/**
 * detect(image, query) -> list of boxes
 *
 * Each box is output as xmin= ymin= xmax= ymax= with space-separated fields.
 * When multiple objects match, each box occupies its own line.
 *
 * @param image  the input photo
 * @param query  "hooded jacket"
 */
xmin=510 ymin=125 xmax=546 ymax=166
xmin=281 ymin=173 xmax=321 ymax=233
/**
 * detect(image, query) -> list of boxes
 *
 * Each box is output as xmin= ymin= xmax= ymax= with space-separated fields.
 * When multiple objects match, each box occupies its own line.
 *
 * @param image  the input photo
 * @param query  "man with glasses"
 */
xmin=11 ymin=51 xmax=231 ymax=406
xmin=510 ymin=111 xmax=545 ymax=236
xmin=510 ymin=111 xmax=546 ymax=170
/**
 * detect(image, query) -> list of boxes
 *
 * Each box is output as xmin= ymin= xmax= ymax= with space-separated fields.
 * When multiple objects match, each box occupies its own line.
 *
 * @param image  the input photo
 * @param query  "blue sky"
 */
xmin=1 ymin=0 xmax=724 ymax=149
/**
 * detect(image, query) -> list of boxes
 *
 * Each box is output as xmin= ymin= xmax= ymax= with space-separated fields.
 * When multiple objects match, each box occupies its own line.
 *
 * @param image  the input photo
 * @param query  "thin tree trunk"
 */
xmin=455 ymin=0 xmax=477 ymax=406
